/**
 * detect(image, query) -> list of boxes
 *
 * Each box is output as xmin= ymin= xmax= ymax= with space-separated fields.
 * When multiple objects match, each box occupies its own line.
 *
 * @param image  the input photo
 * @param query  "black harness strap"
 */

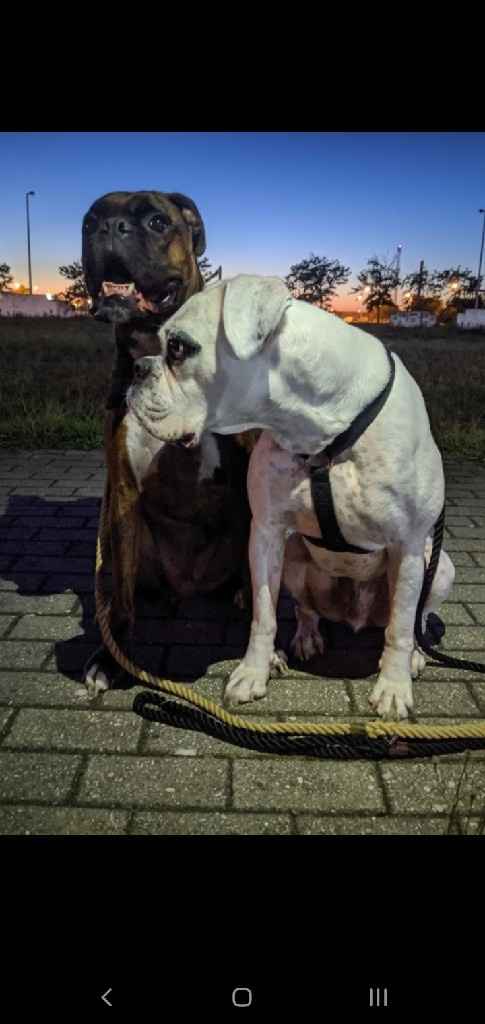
xmin=302 ymin=347 xmax=396 ymax=554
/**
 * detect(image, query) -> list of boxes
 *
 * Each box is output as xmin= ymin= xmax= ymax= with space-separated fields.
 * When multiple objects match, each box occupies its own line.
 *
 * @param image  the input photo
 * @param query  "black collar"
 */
xmin=301 ymin=346 xmax=395 ymax=465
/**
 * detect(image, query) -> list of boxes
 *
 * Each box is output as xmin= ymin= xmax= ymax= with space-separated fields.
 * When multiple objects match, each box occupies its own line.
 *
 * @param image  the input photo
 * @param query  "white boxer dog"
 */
xmin=126 ymin=275 xmax=455 ymax=719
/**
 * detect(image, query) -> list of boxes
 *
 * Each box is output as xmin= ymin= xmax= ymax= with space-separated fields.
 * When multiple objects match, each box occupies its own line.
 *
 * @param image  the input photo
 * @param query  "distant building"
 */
xmin=456 ymin=309 xmax=485 ymax=330
xmin=390 ymin=311 xmax=437 ymax=328
xmin=0 ymin=292 xmax=81 ymax=317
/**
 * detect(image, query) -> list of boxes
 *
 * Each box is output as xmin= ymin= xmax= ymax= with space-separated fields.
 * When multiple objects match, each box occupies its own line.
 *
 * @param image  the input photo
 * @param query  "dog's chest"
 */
xmin=124 ymin=414 xmax=163 ymax=492
xmin=282 ymin=454 xmax=388 ymax=579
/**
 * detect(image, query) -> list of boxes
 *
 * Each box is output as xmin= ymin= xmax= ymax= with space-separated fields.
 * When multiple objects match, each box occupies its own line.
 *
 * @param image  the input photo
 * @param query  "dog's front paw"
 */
xmin=291 ymin=620 xmax=325 ymax=661
xmin=82 ymin=646 xmax=122 ymax=700
xmin=269 ymin=649 xmax=288 ymax=676
xmin=224 ymin=662 xmax=270 ymax=706
xmin=369 ymin=674 xmax=414 ymax=720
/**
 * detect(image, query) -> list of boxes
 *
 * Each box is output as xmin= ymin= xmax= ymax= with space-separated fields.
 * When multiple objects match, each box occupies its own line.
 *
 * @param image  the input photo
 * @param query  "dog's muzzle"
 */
xmin=134 ymin=356 xmax=155 ymax=382
xmin=129 ymin=358 xmax=199 ymax=449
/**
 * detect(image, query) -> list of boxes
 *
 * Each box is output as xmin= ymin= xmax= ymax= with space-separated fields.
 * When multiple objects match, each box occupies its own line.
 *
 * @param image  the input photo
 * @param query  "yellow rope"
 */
xmin=95 ymin=488 xmax=485 ymax=742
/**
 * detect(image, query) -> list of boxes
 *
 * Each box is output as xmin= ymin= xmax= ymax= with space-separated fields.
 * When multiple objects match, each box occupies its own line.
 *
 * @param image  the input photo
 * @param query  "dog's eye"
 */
xmin=148 ymin=215 xmax=169 ymax=233
xmin=167 ymin=336 xmax=187 ymax=363
xmin=83 ymin=214 xmax=98 ymax=234
xmin=167 ymin=335 xmax=200 ymax=365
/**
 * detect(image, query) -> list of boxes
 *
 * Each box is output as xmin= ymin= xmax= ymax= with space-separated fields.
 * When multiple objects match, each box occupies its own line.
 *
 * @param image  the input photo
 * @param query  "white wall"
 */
xmin=0 ymin=293 xmax=76 ymax=317
xmin=390 ymin=312 xmax=437 ymax=327
xmin=457 ymin=309 xmax=485 ymax=330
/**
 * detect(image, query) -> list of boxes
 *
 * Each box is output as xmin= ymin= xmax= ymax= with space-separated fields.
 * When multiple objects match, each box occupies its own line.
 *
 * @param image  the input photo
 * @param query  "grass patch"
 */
xmin=0 ymin=317 xmax=485 ymax=454
xmin=0 ymin=317 xmax=113 ymax=448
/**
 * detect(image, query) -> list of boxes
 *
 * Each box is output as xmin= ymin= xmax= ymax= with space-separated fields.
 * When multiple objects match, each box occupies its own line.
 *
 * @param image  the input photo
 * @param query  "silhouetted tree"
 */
xmin=432 ymin=266 xmax=476 ymax=311
xmin=352 ymin=256 xmax=400 ymax=323
xmin=58 ymin=261 xmax=89 ymax=308
xmin=401 ymin=263 xmax=441 ymax=309
xmin=0 ymin=263 xmax=13 ymax=292
xmin=286 ymin=253 xmax=350 ymax=309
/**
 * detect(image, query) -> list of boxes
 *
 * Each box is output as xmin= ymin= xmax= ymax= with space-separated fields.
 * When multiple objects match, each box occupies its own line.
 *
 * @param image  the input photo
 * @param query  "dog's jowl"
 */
xmin=127 ymin=274 xmax=455 ymax=720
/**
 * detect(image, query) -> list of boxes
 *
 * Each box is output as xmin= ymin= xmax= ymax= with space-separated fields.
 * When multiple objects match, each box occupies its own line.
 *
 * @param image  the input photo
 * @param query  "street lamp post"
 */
xmin=25 ymin=191 xmax=35 ymax=296
xmin=475 ymin=208 xmax=485 ymax=310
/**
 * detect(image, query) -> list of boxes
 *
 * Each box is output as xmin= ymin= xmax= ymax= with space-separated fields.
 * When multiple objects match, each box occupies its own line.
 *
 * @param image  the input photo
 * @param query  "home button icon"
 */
xmin=232 ymin=987 xmax=253 ymax=1007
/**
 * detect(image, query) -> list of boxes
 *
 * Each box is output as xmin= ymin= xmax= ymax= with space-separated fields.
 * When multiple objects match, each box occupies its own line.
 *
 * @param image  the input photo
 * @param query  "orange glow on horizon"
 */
xmin=27 ymin=272 xmax=362 ymax=313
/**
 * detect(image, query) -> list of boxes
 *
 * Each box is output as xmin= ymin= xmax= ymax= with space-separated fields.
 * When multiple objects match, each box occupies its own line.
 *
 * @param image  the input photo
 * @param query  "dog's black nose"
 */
xmin=134 ymin=357 xmax=153 ymax=381
xmin=100 ymin=218 xmax=132 ymax=237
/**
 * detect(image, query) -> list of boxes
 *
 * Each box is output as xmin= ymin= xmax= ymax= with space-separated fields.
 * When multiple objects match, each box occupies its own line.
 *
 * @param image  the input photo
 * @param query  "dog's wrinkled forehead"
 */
xmin=85 ymin=192 xmax=178 ymax=227
xmin=160 ymin=283 xmax=225 ymax=349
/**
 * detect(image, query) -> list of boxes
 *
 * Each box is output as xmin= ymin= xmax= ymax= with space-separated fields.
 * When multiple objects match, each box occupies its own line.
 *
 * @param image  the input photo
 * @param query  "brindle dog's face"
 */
xmin=82 ymin=191 xmax=206 ymax=325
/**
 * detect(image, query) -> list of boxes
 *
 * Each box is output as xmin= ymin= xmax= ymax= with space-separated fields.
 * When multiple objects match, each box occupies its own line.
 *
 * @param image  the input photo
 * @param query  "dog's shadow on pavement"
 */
xmin=1 ymin=494 xmax=387 ymax=693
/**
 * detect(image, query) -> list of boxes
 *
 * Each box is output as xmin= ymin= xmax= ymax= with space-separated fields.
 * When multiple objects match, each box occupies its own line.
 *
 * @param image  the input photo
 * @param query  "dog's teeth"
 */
xmin=101 ymin=281 xmax=136 ymax=297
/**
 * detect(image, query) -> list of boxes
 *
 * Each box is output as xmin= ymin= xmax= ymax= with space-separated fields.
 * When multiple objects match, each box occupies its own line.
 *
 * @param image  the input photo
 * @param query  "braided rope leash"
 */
xmin=95 ymin=491 xmax=485 ymax=759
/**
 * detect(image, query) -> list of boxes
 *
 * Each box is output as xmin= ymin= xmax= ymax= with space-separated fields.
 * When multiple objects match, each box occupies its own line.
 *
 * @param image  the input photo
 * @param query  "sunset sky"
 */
xmin=1 ymin=131 xmax=484 ymax=311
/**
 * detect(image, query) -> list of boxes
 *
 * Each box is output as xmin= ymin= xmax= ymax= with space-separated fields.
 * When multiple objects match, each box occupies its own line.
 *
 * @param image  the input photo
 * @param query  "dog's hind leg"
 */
xmin=282 ymin=534 xmax=325 ymax=661
xmin=292 ymin=606 xmax=325 ymax=661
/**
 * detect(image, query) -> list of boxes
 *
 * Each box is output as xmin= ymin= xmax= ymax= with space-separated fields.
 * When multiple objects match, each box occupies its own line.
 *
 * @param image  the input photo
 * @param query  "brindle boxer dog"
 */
xmin=81 ymin=191 xmax=252 ymax=696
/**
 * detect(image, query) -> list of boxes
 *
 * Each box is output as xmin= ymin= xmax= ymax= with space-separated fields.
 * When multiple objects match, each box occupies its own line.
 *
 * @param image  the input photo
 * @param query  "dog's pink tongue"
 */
xmin=101 ymin=281 xmax=136 ymax=297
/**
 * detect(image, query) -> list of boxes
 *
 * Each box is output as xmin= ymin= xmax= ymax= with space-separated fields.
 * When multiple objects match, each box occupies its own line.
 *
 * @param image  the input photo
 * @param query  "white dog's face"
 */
xmin=126 ymin=275 xmax=291 ymax=446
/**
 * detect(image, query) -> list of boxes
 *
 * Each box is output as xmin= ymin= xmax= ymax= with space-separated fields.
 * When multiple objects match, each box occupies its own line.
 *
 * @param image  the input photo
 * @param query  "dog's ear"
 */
xmin=223 ymin=275 xmax=291 ymax=360
xmin=166 ymin=193 xmax=206 ymax=257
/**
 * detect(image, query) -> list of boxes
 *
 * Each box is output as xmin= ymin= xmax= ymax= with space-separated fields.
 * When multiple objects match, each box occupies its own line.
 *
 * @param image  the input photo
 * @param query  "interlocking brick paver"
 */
xmin=79 ymin=755 xmax=229 ymax=808
xmin=468 ymin=606 xmax=485 ymax=625
xmin=0 ymin=707 xmax=14 ymax=736
xmin=0 ymin=641 xmax=53 ymax=669
xmin=9 ymin=615 xmax=84 ymax=641
xmin=296 ymin=816 xmax=454 ymax=835
xmin=3 ymin=707 xmax=142 ymax=753
xmin=131 ymin=812 xmax=293 ymax=835
xmin=0 ymin=451 xmax=484 ymax=836
xmin=0 ymin=751 xmax=81 ymax=802
xmin=0 ymin=593 xmax=78 ymax=613
xmin=0 ymin=671 xmax=106 ymax=707
xmin=0 ymin=616 xmax=16 ymax=638
xmin=438 ymin=604 xmax=474 ymax=625
xmin=380 ymin=760 xmax=485 ymax=814
xmin=233 ymin=760 xmax=384 ymax=812
xmin=454 ymin=567 xmax=485 ymax=583
xmin=0 ymin=806 xmax=129 ymax=834
xmin=441 ymin=626 xmax=485 ymax=649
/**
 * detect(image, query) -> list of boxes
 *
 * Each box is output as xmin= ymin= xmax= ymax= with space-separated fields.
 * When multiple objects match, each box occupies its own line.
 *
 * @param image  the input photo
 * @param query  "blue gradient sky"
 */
xmin=1 ymin=131 xmax=484 ymax=308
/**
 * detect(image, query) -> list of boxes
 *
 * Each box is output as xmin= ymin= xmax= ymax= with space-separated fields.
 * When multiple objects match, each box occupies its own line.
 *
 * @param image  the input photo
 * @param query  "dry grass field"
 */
xmin=0 ymin=316 xmax=484 ymax=455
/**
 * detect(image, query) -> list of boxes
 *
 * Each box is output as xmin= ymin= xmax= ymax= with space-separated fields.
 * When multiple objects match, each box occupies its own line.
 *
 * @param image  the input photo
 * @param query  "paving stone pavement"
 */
xmin=0 ymin=449 xmax=485 ymax=836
